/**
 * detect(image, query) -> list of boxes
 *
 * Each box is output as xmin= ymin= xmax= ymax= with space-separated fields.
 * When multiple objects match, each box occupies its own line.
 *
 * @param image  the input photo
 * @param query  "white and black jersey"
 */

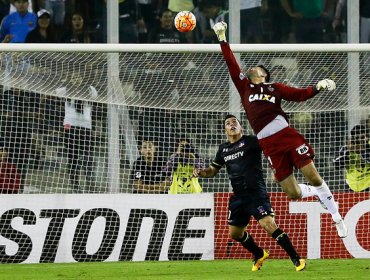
xmin=211 ymin=135 xmax=268 ymax=197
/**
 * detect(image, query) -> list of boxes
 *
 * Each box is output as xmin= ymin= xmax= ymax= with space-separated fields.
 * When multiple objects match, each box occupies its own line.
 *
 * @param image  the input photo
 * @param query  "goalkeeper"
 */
xmin=212 ymin=22 xmax=347 ymax=238
xmin=193 ymin=115 xmax=305 ymax=272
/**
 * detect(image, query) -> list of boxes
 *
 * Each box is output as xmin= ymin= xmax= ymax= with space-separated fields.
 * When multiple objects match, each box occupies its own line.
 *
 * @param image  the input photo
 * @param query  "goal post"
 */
xmin=0 ymin=43 xmax=369 ymax=263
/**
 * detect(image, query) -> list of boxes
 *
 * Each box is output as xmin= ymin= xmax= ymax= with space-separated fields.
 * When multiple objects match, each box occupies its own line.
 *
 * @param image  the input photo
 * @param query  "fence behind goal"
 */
xmin=0 ymin=44 xmax=369 ymax=263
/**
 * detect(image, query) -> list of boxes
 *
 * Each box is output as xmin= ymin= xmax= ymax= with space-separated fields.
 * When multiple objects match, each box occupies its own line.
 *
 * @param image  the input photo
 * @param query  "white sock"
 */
xmin=315 ymin=181 xmax=342 ymax=222
xmin=298 ymin=183 xmax=317 ymax=198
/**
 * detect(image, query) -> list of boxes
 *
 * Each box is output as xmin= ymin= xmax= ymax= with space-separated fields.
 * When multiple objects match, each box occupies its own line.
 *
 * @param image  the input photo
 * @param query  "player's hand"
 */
xmin=316 ymin=79 xmax=336 ymax=91
xmin=213 ymin=21 xmax=227 ymax=42
xmin=192 ymin=168 xmax=200 ymax=178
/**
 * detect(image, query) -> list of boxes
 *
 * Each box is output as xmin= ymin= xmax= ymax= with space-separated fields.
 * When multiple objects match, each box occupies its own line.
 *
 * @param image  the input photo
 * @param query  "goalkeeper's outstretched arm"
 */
xmin=212 ymin=21 xmax=249 ymax=94
xmin=213 ymin=22 xmax=228 ymax=42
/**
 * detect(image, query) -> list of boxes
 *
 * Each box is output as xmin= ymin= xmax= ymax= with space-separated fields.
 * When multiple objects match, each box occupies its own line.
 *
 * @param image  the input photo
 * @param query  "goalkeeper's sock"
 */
xmin=298 ymin=183 xmax=317 ymax=198
xmin=315 ymin=181 xmax=342 ymax=222
xmin=272 ymin=228 xmax=300 ymax=262
xmin=236 ymin=232 xmax=264 ymax=259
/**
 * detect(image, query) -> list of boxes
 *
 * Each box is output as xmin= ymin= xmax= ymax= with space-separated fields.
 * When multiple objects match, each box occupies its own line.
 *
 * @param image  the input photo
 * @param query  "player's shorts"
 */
xmin=258 ymin=126 xmax=315 ymax=182
xmin=228 ymin=194 xmax=274 ymax=227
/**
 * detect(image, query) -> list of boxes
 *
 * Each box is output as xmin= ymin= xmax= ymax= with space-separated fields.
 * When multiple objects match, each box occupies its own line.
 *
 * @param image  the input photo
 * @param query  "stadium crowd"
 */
xmin=0 ymin=0 xmax=360 ymax=45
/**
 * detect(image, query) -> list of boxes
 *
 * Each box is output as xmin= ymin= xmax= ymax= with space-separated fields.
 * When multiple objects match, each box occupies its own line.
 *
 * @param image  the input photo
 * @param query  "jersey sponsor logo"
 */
xmin=248 ymin=94 xmax=276 ymax=103
xmin=224 ymin=151 xmax=244 ymax=162
xmin=296 ymin=144 xmax=309 ymax=155
xmin=222 ymin=148 xmax=228 ymax=152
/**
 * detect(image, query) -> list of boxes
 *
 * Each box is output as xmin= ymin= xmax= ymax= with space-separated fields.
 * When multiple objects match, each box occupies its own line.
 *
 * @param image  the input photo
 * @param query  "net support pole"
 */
xmin=347 ymin=0 xmax=360 ymax=131
xmin=106 ymin=1 xmax=121 ymax=193
xmin=228 ymin=0 xmax=241 ymax=121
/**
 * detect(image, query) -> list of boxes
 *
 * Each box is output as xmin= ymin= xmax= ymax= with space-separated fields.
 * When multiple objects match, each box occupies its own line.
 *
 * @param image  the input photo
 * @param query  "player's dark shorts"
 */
xmin=258 ymin=126 xmax=315 ymax=182
xmin=228 ymin=194 xmax=274 ymax=227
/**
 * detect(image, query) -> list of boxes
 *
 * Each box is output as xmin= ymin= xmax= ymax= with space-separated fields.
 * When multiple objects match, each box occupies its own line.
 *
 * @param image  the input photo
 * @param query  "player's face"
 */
xmin=246 ymin=67 xmax=267 ymax=84
xmin=224 ymin=118 xmax=242 ymax=136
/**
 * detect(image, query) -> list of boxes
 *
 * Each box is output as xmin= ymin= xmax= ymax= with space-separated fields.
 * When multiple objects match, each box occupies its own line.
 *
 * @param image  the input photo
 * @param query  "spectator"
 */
xmin=162 ymin=138 xmax=205 ymax=194
xmin=0 ymin=0 xmax=11 ymax=24
xmin=0 ymin=0 xmax=37 ymax=43
xmin=137 ymin=0 xmax=161 ymax=42
xmin=118 ymin=0 xmax=141 ymax=43
xmin=131 ymin=140 xmax=169 ymax=193
xmin=0 ymin=138 xmax=21 ymax=194
xmin=333 ymin=0 xmax=370 ymax=43
xmin=39 ymin=0 xmax=66 ymax=27
xmin=0 ymin=88 xmax=42 ymax=192
xmin=55 ymin=82 xmax=98 ymax=193
xmin=147 ymin=8 xmax=187 ymax=43
xmin=333 ymin=124 xmax=370 ymax=192
xmin=25 ymin=9 xmax=58 ymax=43
xmin=280 ymin=0 xmax=330 ymax=43
xmin=10 ymin=0 xmax=35 ymax=13
xmin=265 ymin=0 xmax=292 ymax=43
xmin=240 ymin=0 xmax=264 ymax=43
xmin=198 ymin=0 xmax=228 ymax=43
xmin=61 ymin=11 xmax=96 ymax=43
xmin=168 ymin=0 xmax=195 ymax=13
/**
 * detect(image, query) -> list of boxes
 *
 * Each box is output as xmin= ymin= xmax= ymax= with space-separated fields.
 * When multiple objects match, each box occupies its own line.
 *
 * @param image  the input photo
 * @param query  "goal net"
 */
xmin=0 ymin=44 xmax=369 ymax=263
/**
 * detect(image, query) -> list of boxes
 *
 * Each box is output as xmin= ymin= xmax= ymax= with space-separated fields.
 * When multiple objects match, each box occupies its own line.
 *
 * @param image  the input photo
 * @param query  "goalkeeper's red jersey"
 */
xmin=220 ymin=42 xmax=319 ymax=134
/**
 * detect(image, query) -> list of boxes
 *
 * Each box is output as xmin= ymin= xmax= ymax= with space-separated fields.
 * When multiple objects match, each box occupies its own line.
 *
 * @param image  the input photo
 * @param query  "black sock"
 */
xmin=236 ymin=232 xmax=264 ymax=259
xmin=272 ymin=228 xmax=300 ymax=263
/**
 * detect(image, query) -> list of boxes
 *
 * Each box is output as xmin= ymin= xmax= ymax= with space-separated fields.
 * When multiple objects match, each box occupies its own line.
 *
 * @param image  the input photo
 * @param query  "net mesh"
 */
xmin=0 ymin=46 xmax=369 ymax=263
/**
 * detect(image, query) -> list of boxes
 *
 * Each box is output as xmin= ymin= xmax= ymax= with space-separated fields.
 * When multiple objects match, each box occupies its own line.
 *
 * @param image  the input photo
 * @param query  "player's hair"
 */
xmin=223 ymin=114 xmax=241 ymax=126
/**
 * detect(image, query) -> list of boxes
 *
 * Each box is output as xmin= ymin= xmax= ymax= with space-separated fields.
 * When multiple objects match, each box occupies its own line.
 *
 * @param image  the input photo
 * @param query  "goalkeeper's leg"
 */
xmin=300 ymin=163 xmax=347 ymax=238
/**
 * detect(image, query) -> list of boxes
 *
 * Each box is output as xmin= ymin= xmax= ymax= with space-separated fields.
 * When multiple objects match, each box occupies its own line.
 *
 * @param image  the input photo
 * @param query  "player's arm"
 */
xmin=213 ymin=22 xmax=249 ymax=92
xmin=193 ymin=164 xmax=220 ymax=178
xmin=193 ymin=148 xmax=224 ymax=178
xmin=275 ymin=79 xmax=336 ymax=101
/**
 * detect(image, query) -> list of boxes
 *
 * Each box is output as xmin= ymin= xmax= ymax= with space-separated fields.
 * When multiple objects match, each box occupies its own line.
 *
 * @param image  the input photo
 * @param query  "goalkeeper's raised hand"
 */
xmin=316 ymin=79 xmax=336 ymax=91
xmin=213 ymin=21 xmax=227 ymax=42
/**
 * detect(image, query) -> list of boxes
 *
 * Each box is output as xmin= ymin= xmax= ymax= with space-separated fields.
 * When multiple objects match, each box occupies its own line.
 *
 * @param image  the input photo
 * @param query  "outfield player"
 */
xmin=212 ymin=22 xmax=347 ymax=238
xmin=193 ymin=115 xmax=305 ymax=272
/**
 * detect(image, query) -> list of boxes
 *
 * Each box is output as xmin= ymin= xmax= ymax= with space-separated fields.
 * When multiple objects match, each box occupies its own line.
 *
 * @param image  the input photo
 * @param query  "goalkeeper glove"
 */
xmin=316 ymin=79 xmax=336 ymax=91
xmin=213 ymin=21 xmax=227 ymax=42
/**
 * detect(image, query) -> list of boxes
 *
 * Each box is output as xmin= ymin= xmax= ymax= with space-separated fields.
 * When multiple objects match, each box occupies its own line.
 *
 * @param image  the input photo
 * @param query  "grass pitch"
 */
xmin=0 ymin=259 xmax=369 ymax=280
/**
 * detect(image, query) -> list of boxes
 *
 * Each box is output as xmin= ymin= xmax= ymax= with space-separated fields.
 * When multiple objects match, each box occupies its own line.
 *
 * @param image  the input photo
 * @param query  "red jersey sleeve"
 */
xmin=220 ymin=42 xmax=249 ymax=94
xmin=274 ymin=83 xmax=318 ymax=101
